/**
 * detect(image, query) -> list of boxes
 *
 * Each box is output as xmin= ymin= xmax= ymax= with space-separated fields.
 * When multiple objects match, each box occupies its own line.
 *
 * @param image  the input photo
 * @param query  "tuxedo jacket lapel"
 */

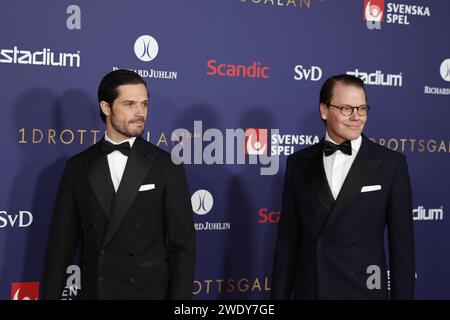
xmin=102 ymin=137 xmax=157 ymax=248
xmin=303 ymin=139 xmax=335 ymax=214
xmin=86 ymin=141 xmax=115 ymax=219
xmin=322 ymin=136 xmax=383 ymax=232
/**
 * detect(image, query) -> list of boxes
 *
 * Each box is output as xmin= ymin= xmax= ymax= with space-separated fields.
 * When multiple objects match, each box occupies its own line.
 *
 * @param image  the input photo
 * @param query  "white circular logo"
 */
xmin=440 ymin=59 xmax=450 ymax=82
xmin=134 ymin=35 xmax=159 ymax=62
xmin=191 ymin=189 xmax=214 ymax=215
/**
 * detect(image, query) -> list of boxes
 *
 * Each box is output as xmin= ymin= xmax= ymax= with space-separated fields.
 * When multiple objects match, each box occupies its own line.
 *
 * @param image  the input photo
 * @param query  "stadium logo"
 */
xmin=0 ymin=46 xmax=80 ymax=68
xmin=413 ymin=206 xmax=444 ymax=221
xmin=346 ymin=69 xmax=403 ymax=87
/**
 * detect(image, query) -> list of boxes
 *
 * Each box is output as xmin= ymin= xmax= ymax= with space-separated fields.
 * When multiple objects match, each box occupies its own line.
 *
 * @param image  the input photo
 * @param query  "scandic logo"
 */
xmin=258 ymin=208 xmax=281 ymax=224
xmin=11 ymin=282 xmax=40 ymax=300
xmin=364 ymin=0 xmax=384 ymax=22
xmin=207 ymin=59 xmax=270 ymax=79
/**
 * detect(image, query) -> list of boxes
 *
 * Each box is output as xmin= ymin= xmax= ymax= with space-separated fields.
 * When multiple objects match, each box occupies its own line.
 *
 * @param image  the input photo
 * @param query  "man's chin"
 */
xmin=346 ymin=132 xmax=362 ymax=141
xmin=131 ymin=129 xmax=144 ymax=137
xmin=119 ymin=130 xmax=144 ymax=139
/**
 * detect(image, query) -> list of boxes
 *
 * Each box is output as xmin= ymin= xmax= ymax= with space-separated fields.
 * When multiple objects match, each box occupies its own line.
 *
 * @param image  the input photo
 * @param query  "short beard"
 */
xmin=111 ymin=117 xmax=144 ymax=138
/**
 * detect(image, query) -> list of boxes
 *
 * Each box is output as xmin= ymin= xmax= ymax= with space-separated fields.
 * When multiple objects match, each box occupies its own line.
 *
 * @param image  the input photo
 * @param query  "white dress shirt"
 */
xmin=104 ymin=133 xmax=136 ymax=192
xmin=323 ymin=132 xmax=362 ymax=200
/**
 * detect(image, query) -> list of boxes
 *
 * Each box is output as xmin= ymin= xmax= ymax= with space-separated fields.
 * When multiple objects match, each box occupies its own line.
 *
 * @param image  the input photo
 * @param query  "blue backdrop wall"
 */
xmin=0 ymin=0 xmax=449 ymax=300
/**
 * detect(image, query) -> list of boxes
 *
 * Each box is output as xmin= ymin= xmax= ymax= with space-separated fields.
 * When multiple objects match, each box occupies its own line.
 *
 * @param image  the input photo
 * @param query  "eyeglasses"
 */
xmin=327 ymin=103 xmax=371 ymax=116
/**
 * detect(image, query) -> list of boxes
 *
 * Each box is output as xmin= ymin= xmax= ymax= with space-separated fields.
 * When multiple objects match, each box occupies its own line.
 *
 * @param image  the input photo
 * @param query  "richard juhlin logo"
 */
xmin=192 ymin=189 xmax=231 ymax=231
xmin=134 ymin=35 xmax=159 ymax=62
xmin=440 ymin=59 xmax=450 ymax=82
xmin=113 ymin=34 xmax=177 ymax=80
xmin=191 ymin=189 xmax=214 ymax=216
xmin=424 ymin=59 xmax=450 ymax=96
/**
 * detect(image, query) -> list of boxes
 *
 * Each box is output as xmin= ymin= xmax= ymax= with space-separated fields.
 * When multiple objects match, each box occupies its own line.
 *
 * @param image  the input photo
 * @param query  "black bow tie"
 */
xmin=102 ymin=140 xmax=131 ymax=156
xmin=323 ymin=140 xmax=352 ymax=156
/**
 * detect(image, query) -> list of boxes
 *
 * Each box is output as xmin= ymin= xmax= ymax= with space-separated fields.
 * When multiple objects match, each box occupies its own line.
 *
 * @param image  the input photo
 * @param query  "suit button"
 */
xmin=99 ymin=250 xmax=105 ymax=256
xmin=98 ymin=276 xmax=104 ymax=282
xmin=135 ymin=222 xmax=141 ymax=228
xmin=129 ymin=277 xmax=135 ymax=284
xmin=93 ymin=222 xmax=98 ymax=228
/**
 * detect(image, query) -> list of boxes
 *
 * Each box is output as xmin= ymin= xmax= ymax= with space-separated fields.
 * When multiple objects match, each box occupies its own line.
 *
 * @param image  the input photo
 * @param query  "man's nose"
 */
xmin=135 ymin=104 xmax=146 ymax=116
xmin=350 ymin=108 xmax=360 ymax=120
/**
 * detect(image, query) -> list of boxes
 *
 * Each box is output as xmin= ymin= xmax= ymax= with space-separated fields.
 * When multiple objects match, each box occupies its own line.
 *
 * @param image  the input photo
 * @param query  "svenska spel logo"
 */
xmin=245 ymin=129 xmax=268 ymax=155
xmin=11 ymin=282 xmax=40 ymax=300
xmin=364 ymin=0 xmax=384 ymax=22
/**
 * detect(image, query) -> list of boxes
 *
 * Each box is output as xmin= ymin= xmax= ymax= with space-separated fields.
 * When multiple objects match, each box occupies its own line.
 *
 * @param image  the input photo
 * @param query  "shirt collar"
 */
xmin=104 ymin=132 xmax=136 ymax=148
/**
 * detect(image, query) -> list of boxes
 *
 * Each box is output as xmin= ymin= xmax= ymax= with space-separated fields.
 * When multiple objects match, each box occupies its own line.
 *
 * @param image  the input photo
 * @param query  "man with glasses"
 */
xmin=271 ymin=74 xmax=415 ymax=299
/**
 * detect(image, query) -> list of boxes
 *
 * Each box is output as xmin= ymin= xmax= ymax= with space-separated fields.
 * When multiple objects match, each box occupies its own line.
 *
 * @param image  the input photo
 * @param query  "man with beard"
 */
xmin=43 ymin=69 xmax=196 ymax=300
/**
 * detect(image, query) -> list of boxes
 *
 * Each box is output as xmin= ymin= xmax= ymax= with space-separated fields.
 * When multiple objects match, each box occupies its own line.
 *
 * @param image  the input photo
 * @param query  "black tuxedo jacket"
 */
xmin=271 ymin=136 xmax=415 ymax=299
xmin=43 ymin=137 xmax=195 ymax=299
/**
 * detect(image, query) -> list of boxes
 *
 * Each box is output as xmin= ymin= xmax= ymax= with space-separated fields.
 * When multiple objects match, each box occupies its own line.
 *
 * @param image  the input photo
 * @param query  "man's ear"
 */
xmin=100 ymin=101 xmax=111 ymax=117
xmin=319 ymin=103 xmax=328 ymax=120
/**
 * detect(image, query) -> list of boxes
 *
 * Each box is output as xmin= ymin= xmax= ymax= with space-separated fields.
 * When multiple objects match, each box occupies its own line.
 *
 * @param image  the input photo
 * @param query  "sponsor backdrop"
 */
xmin=0 ymin=0 xmax=449 ymax=300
